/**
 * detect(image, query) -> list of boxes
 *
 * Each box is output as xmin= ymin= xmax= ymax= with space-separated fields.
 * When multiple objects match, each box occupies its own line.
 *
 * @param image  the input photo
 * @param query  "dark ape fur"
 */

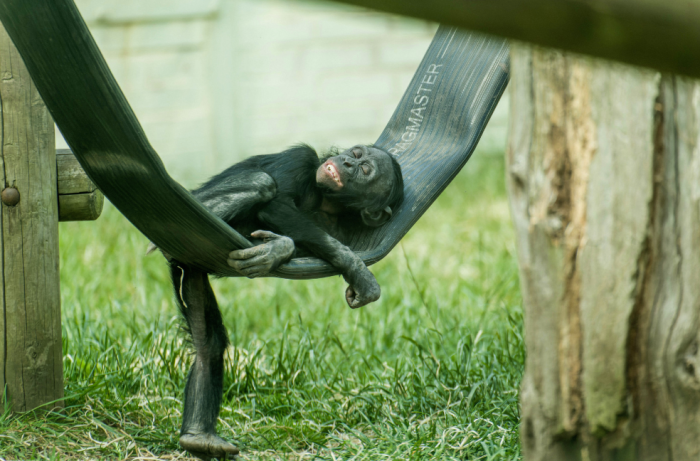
xmin=194 ymin=144 xmax=403 ymax=237
xmin=169 ymin=144 xmax=403 ymax=459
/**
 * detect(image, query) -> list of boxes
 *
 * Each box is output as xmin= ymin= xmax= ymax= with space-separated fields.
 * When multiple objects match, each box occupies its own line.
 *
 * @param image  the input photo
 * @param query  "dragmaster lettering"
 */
xmin=389 ymin=63 xmax=443 ymax=155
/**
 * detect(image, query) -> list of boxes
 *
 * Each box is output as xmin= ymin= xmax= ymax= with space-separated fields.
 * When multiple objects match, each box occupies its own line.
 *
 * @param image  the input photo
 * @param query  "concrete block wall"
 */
xmin=63 ymin=0 xmax=508 ymax=180
xmin=227 ymin=1 xmax=436 ymax=160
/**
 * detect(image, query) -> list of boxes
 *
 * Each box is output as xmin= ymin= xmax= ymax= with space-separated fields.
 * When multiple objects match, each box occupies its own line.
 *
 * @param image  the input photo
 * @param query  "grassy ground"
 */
xmin=0 ymin=154 xmax=523 ymax=460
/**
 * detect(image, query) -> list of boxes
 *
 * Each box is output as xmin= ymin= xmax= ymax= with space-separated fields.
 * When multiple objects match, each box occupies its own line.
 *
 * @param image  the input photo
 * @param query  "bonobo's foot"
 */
xmin=180 ymin=433 xmax=239 ymax=460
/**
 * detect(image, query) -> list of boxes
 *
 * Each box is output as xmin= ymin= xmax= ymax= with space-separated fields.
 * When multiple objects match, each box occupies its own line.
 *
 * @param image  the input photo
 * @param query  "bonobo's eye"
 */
xmin=353 ymin=148 xmax=362 ymax=159
xmin=361 ymin=165 xmax=370 ymax=175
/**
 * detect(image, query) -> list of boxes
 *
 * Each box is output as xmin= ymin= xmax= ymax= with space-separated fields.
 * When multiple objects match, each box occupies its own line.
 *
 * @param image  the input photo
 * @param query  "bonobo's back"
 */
xmin=195 ymin=145 xmax=319 ymax=200
xmin=255 ymin=144 xmax=321 ymax=200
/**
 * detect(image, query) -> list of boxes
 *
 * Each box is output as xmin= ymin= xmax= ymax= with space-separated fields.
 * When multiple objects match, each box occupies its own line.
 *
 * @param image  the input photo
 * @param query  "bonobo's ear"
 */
xmin=361 ymin=206 xmax=393 ymax=227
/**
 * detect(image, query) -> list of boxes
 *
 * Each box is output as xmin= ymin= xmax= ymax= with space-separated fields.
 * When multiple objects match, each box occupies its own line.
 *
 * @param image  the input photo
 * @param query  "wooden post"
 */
xmin=507 ymin=45 xmax=700 ymax=460
xmin=0 ymin=23 xmax=63 ymax=410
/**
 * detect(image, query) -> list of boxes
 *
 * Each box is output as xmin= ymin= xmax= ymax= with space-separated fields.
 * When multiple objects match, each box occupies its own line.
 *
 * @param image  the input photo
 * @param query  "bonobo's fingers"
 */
xmin=227 ymin=231 xmax=294 ymax=277
xmin=230 ymin=257 xmax=263 ymax=270
xmin=229 ymin=253 xmax=266 ymax=269
xmin=346 ymin=285 xmax=362 ymax=308
xmin=228 ymin=246 xmax=264 ymax=261
xmin=250 ymin=229 xmax=279 ymax=241
xmin=228 ymin=253 xmax=270 ymax=276
xmin=229 ymin=255 xmax=270 ymax=278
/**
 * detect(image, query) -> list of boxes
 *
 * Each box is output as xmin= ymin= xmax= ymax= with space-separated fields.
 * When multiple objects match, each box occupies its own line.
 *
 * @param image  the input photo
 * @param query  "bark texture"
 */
xmin=0 ymin=23 xmax=63 ymax=411
xmin=508 ymin=45 xmax=700 ymax=460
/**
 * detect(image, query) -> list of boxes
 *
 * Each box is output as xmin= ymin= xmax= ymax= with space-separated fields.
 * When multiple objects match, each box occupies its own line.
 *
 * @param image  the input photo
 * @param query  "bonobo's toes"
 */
xmin=180 ymin=433 xmax=239 ymax=460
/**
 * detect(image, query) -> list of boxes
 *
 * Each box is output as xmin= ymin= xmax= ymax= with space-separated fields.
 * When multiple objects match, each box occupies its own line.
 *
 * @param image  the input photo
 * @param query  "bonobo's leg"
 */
xmin=170 ymin=263 xmax=239 ymax=460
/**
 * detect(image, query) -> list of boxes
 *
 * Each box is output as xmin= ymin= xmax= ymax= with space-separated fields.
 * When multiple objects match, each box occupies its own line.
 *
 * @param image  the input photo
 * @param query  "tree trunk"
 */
xmin=507 ymin=45 xmax=700 ymax=459
xmin=0 ymin=23 xmax=63 ymax=411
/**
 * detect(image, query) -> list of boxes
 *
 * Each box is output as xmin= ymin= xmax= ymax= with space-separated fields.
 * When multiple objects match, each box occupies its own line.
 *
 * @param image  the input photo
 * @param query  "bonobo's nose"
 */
xmin=343 ymin=156 xmax=353 ymax=168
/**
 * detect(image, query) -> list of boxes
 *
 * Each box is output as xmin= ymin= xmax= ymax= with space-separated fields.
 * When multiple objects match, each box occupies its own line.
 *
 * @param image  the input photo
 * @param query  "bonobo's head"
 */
xmin=316 ymin=144 xmax=404 ymax=227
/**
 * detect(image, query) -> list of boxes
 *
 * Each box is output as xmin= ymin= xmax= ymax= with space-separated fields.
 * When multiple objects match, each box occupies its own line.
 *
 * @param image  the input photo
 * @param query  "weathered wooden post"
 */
xmin=0 ymin=21 xmax=63 ymax=412
xmin=507 ymin=46 xmax=700 ymax=459
xmin=0 ymin=24 xmax=103 ymax=412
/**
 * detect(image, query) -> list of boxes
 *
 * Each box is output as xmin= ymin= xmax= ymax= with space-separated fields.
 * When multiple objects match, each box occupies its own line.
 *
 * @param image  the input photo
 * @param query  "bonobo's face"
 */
xmin=316 ymin=145 xmax=395 ymax=207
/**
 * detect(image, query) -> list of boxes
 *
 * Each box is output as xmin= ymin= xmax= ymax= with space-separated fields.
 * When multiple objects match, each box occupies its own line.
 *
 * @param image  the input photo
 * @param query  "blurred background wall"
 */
xmin=65 ymin=0 xmax=509 ymax=180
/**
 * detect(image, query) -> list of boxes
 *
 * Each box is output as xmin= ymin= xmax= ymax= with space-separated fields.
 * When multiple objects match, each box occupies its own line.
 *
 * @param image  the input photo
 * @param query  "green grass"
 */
xmin=0 ymin=154 xmax=523 ymax=460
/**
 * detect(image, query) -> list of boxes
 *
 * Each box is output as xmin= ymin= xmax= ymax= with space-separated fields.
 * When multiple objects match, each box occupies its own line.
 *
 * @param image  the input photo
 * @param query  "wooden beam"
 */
xmin=328 ymin=0 xmax=700 ymax=79
xmin=0 ymin=21 xmax=63 ymax=412
xmin=57 ymin=149 xmax=104 ymax=222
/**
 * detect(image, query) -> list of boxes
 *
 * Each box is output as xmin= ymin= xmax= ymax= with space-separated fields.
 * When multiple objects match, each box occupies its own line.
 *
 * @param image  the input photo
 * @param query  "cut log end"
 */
xmin=58 ymin=190 xmax=104 ymax=222
xmin=57 ymin=149 xmax=104 ymax=221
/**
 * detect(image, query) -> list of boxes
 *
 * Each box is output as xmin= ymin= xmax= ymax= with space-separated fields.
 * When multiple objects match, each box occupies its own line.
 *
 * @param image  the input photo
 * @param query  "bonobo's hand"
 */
xmin=228 ymin=230 xmax=295 ymax=278
xmin=343 ymin=264 xmax=381 ymax=309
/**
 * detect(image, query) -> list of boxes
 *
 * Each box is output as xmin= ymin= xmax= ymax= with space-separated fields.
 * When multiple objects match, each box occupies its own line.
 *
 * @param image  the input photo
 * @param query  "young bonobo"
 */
xmin=168 ymin=144 xmax=403 ymax=459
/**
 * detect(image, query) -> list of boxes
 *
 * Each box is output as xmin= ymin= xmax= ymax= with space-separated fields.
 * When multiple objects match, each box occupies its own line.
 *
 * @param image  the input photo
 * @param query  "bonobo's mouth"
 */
xmin=323 ymin=161 xmax=343 ymax=187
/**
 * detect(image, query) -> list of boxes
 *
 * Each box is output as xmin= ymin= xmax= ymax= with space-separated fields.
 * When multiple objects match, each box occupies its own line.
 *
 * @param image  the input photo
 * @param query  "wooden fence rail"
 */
xmin=329 ymin=0 xmax=700 ymax=79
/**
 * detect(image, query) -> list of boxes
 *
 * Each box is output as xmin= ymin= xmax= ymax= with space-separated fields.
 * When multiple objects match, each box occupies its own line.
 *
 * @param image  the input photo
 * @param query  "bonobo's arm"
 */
xmin=257 ymin=198 xmax=380 ymax=308
xmin=150 ymin=170 xmax=296 ymax=277
xmin=195 ymin=170 xmax=297 ymax=276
